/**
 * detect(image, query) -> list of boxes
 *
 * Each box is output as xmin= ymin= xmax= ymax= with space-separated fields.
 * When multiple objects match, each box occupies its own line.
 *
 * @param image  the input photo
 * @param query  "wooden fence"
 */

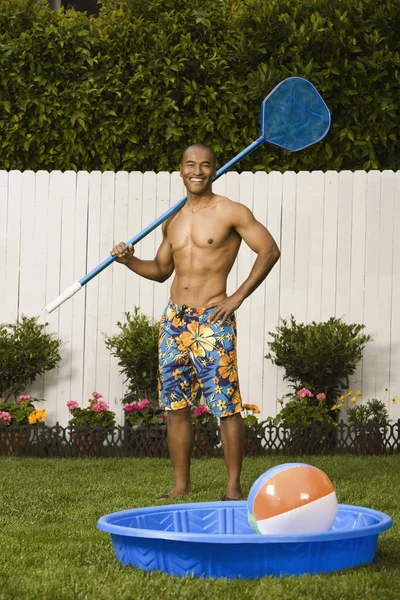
xmin=1 ymin=170 xmax=399 ymax=426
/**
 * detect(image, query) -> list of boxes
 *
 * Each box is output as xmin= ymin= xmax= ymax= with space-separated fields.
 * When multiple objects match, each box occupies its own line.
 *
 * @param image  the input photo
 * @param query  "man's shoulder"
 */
xmin=214 ymin=195 xmax=242 ymax=211
xmin=214 ymin=195 xmax=251 ymax=221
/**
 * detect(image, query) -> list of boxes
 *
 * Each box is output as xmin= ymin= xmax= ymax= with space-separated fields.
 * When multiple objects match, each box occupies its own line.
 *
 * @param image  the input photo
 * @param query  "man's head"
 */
xmin=180 ymin=144 xmax=216 ymax=169
xmin=179 ymin=144 xmax=217 ymax=196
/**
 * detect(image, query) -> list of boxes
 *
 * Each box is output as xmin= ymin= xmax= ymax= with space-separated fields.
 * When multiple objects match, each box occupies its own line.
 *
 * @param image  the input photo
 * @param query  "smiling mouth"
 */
xmin=189 ymin=178 xmax=204 ymax=183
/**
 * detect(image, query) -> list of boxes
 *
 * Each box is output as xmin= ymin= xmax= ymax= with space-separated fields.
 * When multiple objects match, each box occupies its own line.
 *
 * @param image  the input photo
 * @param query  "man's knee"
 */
xmin=167 ymin=407 xmax=191 ymax=423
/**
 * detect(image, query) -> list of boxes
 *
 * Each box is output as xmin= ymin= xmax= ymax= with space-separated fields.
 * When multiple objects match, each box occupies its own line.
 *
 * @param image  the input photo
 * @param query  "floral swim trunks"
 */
xmin=157 ymin=300 xmax=243 ymax=418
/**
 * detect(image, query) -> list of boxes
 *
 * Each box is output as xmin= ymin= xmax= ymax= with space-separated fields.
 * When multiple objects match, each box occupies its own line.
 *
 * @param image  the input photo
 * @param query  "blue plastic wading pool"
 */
xmin=97 ymin=502 xmax=392 ymax=579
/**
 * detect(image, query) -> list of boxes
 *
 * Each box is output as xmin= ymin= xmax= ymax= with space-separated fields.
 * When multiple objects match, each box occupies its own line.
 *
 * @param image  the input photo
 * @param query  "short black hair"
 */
xmin=180 ymin=143 xmax=216 ymax=168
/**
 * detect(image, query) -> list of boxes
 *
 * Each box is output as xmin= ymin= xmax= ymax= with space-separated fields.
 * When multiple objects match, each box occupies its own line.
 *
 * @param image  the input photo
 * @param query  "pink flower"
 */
xmin=316 ymin=393 xmax=326 ymax=400
xmin=67 ymin=401 xmax=80 ymax=412
xmin=161 ymin=414 xmax=167 ymax=421
xmin=17 ymin=394 xmax=32 ymax=404
xmin=138 ymin=399 xmax=150 ymax=410
xmin=0 ymin=411 xmax=12 ymax=425
xmin=124 ymin=403 xmax=141 ymax=412
xmin=192 ymin=405 xmax=209 ymax=417
xmin=92 ymin=392 xmax=103 ymax=400
xmin=92 ymin=400 xmax=109 ymax=413
xmin=298 ymin=388 xmax=313 ymax=399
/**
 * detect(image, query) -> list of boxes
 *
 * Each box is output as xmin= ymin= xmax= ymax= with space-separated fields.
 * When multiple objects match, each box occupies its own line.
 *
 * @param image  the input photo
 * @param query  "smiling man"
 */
xmin=111 ymin=143 xmax=280 ymax=500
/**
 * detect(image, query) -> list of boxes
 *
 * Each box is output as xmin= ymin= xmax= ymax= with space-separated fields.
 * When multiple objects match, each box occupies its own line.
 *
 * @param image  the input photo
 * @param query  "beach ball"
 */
xmin=247 ymin=463 xmax=338 ymax=535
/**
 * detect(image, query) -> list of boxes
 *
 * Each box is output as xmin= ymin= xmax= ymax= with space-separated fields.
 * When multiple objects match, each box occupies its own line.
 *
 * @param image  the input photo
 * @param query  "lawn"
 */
xmin=0 ymin=455 xmax=399 ymax=600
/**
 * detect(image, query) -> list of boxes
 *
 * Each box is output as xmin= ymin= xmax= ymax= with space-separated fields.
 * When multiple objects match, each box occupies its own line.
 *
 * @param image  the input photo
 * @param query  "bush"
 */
xmin=265 ymin=316 xmax=371 ymax=408
xmin=347 ymin=398 xmax=390 ymax=428
xmin=272 ymin=397 xmax=335 ymax=427
xmin=0 ymin=315 xmax=62 ymax=401
xmin=103 ymin=308 xmax=159 ymax=404
xmin=0 ymin=0 xmax=399 ymax=171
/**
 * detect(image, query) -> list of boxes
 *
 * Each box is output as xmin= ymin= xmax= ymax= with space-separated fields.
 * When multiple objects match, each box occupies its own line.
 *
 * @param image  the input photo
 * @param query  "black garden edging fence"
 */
xmin=1 ymin=420 xmax=399 ymax=458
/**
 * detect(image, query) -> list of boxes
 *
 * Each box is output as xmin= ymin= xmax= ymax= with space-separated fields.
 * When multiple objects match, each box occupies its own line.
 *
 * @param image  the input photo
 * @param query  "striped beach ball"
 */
xmin=247 ymin=463 xmax=338 ymax=535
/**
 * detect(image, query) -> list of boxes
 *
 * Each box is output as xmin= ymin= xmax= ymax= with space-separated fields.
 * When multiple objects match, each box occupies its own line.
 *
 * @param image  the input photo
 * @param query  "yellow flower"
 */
xmin=331 ymin=404 xmax=339 ymax=411
xmin=38 ymin=409 xmax=46 ymax=421
xmin=218 ymin=400 xmax=227 ymax=411
xmin=339 ymin=396 xmax=345 ymax=401
xmin=356 ymin=390 xmax=362 ymax=397
xmin=346 ymin=391 xmax=352 ymax=397
xmin=350 ymin=397 xmax=357 ymax=403
xmin=393 ymin=396 xmax=398 ymax=405
xmin=28 ymin=409 xmax=46 ymax=424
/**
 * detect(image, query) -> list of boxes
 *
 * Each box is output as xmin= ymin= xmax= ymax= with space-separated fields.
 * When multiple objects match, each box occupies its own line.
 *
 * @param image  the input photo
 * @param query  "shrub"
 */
xmin=0 ymin=315 xmax=62 ymax=401
xmin=103 ymin=308 xmax=159 ymax=404
xmin=347 ymin=398 xmax=390 ymax=428
xmin=265 ymin=316 xmax=371 ymax=408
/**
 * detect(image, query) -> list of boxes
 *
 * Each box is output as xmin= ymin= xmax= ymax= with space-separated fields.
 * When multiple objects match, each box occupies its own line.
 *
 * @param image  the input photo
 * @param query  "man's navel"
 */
xmin=208 ymin=239 xmax=213 ymax=244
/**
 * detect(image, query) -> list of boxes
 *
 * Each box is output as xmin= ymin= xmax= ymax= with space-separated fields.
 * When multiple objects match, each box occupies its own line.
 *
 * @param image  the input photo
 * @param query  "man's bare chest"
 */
xmin=167 ymin=212 xmax=237 ymax=253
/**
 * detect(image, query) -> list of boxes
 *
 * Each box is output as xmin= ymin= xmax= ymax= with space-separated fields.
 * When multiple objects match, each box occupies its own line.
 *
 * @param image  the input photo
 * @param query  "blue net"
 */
xmin=261 ymin=77 xmax=331 ymax=151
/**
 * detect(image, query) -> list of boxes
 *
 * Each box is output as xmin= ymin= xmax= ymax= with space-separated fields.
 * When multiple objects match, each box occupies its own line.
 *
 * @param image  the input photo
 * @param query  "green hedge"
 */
xmin=0 ymin=0 xmax=399 ymax=172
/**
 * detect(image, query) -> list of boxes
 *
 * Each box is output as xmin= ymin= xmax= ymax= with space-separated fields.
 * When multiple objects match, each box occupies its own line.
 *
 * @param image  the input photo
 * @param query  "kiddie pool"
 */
xmin=97 ymin=501 xmax=392 ymax=579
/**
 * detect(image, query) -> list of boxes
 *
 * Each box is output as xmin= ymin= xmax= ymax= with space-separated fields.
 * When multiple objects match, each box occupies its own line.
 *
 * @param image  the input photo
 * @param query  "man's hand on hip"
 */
xmin=205 ymin=295 xmax=242 ymax=325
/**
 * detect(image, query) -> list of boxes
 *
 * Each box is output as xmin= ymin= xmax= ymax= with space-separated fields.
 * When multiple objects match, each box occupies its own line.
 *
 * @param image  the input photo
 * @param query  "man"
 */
xmin=111 ymin=144 xmax=280 ymax=500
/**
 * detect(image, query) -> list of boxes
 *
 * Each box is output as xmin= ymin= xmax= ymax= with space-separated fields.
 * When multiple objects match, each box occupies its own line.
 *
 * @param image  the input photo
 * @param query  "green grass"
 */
xmin=0 ymin=455 xmax=399 ymax=600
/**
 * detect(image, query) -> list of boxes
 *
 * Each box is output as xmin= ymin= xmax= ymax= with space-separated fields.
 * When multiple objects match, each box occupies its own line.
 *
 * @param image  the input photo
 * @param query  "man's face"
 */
xmin=180 ymin=147 xmax=216 ymax=196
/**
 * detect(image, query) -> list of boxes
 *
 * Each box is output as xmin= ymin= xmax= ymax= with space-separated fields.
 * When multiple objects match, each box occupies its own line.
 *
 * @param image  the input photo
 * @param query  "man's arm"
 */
xmin=110 ymin=221 xmax=174 ymax=283
xmin=206 ymin=202 xmax=280 ymax=324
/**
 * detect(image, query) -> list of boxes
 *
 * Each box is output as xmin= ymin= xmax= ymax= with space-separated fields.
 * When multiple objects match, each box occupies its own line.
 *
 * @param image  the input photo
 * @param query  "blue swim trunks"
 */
xmin=157 ymin=300 xmax=243 ymax=418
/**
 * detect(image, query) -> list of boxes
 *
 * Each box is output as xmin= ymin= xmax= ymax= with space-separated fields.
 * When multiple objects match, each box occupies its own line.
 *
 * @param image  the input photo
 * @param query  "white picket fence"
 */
xmin=1 ymin=169 xmax=399 ymax=426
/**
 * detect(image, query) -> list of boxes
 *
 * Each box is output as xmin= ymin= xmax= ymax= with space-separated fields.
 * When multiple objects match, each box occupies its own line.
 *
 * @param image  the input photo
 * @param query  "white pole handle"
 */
xmin=45 ymin=281 xmax=82 ymax=313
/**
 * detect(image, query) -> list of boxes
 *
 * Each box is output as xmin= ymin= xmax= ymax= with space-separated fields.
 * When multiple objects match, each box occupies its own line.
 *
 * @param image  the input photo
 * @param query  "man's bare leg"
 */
xmin=219 ymin=412 xmax=245 ymax=500
xmin=163 ymin=407 xmax=194 ymax=497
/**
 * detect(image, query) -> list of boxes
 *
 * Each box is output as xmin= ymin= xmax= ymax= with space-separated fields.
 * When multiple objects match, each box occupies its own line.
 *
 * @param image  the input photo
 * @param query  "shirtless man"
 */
xmin=111 ymin=144 xmax=280 ymax=500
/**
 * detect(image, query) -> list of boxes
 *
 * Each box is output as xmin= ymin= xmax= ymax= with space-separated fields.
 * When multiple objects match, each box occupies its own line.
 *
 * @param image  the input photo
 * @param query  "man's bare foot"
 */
xmin=223 ymin=486 xmax=242 ymax=501
xmin=157 ymin=487 xmax=192 ymax=500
